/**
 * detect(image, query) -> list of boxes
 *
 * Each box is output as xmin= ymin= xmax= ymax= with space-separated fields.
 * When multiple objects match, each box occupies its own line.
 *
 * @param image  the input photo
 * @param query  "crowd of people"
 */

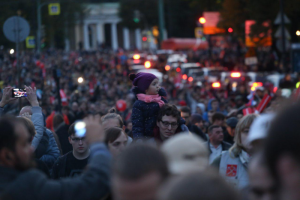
xmin=0 ymin=49 xmax=299 ymax=200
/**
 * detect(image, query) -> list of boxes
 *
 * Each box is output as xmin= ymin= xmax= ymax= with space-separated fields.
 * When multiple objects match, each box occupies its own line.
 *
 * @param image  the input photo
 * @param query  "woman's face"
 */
xmin=108 ymin=132 xmax=128 ymax=157
xmin=240 ymin=127 xmax=250 ymax=152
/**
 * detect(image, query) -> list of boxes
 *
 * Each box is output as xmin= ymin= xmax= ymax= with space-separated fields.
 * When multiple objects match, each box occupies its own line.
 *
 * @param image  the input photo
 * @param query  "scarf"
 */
xmin=137 ymin=94 xmax=165 ymax=107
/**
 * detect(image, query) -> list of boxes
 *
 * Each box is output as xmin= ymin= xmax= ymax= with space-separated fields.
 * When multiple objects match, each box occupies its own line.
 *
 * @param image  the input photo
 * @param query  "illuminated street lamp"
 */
xmin=10 ymin=49 xmax=14 ymax=54
xmin=296 ymin=30 xmax=300 ymax=36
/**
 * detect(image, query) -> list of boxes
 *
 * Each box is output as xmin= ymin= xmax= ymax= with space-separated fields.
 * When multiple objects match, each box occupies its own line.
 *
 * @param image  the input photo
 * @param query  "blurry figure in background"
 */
xmin=212 ymin=112 xmax=225 ymax=126
xmin=224 ymin=117 xmax=239 ymax=145
xmin=195 ymin=103 xmax=205 ymax=116
xmin=161 ymin=134 xmax=209 ymax=175
xmin=112 ymin=144 xmax=169 ymax=200
xmin=51 ymin=123 xmax=90 ymax=179
xmin=62 ymin=106 xmax=75 ymax=125
xmin=212 ymin=114 xmax=258 ymax=189
xmin=104 ymin=127 xmax=128 ymax=157
xmin=247 ymin=114 xmax=274 ymax=155
xmin=53 ymin=114 xmax=72 ymax=155
xmin=180 ymin=107 xmax=206 ymax=141
xmin=203 ymin=99 xmax=224 ymax=122
xmin=248 ymin=153 xmax=277 ymax=200
xmin=264 ymin=103 xmax=300 ymax=200
xmin=71 ymin=102 xmax=84 ymax=121
xmin=206 ymin=125 xmax=231 ymax=164
xmin=129 ymin=72 xmax=167 ymax=141
xmin=208 ymin=110 xmax=215 ymax=125
xmin=125 ymin=120 xmax=133 ymax=137
xmin=191 ymin=113 xmax=206 ymax=134
xmin=18 ymin=117 xmax=50 ymax=176
xmin=46 ymin=105 xmax=70 ymax=131
xmin=153 ymin=104 xmax=187 ymax=144
xmin=158 ymin=170 xmax=240 ymax=200
xmin=101 ymin=108 xmax=133 ymax=144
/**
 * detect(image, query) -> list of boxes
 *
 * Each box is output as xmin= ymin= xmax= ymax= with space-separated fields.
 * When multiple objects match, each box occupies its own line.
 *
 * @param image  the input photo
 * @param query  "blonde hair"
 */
xmin=229 ymin=114 xmax=258 ymax=156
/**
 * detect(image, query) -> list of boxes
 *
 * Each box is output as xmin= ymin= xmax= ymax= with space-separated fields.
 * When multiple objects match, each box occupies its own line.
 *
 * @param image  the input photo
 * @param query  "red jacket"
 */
xmin=46 ymin=112 xmax=70 ymax=131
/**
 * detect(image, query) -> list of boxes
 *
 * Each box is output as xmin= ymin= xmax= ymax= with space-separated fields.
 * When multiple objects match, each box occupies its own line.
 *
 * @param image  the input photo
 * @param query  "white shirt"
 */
xmin=209 ymin=143 xmax=222 ymax=164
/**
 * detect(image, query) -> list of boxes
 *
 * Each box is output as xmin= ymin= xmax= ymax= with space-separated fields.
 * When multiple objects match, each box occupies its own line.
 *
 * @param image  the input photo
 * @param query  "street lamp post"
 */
xmin=37 ymin=0 xmax=48 ymax=54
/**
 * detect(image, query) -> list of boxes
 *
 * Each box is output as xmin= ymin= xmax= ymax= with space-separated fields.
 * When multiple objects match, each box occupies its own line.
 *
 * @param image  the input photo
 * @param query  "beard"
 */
xmin=14 ymin=153 xmax=36 ymax=171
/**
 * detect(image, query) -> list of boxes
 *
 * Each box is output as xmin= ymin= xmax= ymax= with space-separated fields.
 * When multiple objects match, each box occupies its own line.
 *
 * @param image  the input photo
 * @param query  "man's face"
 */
xmin=13 ymin=124 xmax=35 ymax=171
xmin=195 ymin=120 xmax=204 ymax=130
xmin=249 ymin=159 xmax=277 ymax=200
xmin=72 ymin=103 xmax=78 ymax=112
xmin=213 ymin=119 xmax=224 ymax=126
xmin=211 ymin=101 xmax=219 ymax=111
xmin=226 ymin=126 xmax=235 ymax=137
xmin=157 ymin=115 xmax=178 ymax=141
xmin=181 ymin=112 xmax=190 ymax=125
xmin=69 ymin=135 xmax=88 ymax=154
xmin=209 ymin=127 xmax=224 ymax=144
xmin=112 ymin=172 xmax=162 ymax=200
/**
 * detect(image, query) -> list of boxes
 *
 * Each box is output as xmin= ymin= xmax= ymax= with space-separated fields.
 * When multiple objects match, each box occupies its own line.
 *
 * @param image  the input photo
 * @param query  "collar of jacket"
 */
xmin=207 ymin=140 xmax=228 ymax=154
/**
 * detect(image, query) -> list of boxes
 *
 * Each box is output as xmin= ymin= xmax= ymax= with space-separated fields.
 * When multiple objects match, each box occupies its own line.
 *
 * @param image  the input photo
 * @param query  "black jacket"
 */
xmin=55 ymin=123 xmax=72 ymax=155
xmin=206 ymin=140 xmax=232 ymax=154
xmin=187 ymin=124 xmax=207 ymax=141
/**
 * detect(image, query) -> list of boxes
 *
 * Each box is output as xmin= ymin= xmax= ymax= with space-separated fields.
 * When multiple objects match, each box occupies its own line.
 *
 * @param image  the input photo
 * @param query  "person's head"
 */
xmin=18 ymin=117 xmax=36 ymax=142
xmin=62 ymin=106 xmax=70 ymax=115
xmin=129 ymin=72 xmax=160 ymax=95
xmin=101 ymin=108 xmax=125 ymax=131
xmin=180 ymin=106 xmax=191 ymax=125
xmin=226 ymin=117 xmax=238 ymax=137
xmin=126 ymin=121 xmax=133 ymax=132
xmin=161 ymin=134 xmax=209 ymax=175
xmin=104 ymin=127 xmax=128 ymax=157
xmin=230 ymin=114 xmax=257 ymax=154
xmin=0 ymin=116 xmax=35 ymax=171
xmin=264 ymin=103 xmax=300 ymax=200
xmin=211 ymin=99 xmax=219 ymax=111
xmin=72 ymin=102 xmax=79 ymax=112
xmin=212 ymin=112 xmax=225 ymax=126
xmin=191 ymin=114 xmax=204 ymax=130
xmin=208 ymin=125 xmax=223 ymax=146
xmin=19 ymin=106 xmax=32 ymax=116
xmin=157 ymin=104 xmax=181 ymax=141
xmin=249 ymin=152 xmax=277 ymax=200
xmin=68 ymin=123 xmax=88 ymax=154
xmin=158 ymin=170 xmax=239 ymax=200
xmin=112 ymin=144 xmax=169 ymax=200
xmin=208 ymin=110 xmax=215 ymax=123
xmin=53 ymin=114 xmax=64 ymax=130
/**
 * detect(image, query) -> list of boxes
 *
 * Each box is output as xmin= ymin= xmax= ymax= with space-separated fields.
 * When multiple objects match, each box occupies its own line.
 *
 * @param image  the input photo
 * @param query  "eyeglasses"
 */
xmin=71 ymin=137 xmax=86 ymax=142
xmin=161 ymin=120 xmax=178 ymax=128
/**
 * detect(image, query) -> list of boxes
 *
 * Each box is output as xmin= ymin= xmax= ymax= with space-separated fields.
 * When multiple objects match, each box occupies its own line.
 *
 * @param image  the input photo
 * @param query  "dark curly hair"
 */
xmin=157 ymin=104 xmax=181 ymax=123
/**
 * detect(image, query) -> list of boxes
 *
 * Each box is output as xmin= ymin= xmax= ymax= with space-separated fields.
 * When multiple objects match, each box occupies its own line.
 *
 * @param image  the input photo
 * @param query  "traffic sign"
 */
xmin=275 ymin=27 xmax=291 ymax=39
xmin=26 ymin=36 xmax=35 ymax=48
xmin=3 ymin=16 xmax=30 ymax=43
xmin=49 ymin=3 xmax=60 ymax=15
xmin=274 ymin=12 xmax=290 ymax=25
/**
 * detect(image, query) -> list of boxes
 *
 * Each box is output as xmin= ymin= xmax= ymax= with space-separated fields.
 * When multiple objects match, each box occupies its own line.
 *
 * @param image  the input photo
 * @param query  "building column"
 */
xmin=83 ymin=23 xmax=90 ymax=50
xmin=96 ymin=23 xmax=104 ymax=47
xmin=123 ymin=27 xmax=130 ymax=50
xmin=135 ymin=28 xmax=142 ymax=50
xmin=111 ymin=23 xmax=118 ymax=50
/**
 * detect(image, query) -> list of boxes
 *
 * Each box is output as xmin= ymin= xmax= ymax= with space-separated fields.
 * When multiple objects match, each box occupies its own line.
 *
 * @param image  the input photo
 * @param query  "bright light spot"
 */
xmin=199 ymin=17 xmax=206 ymax=24
xmin=9 ymin=49 xmax=14 ymax=54
xmin=176 ymin=68 xmax=181 ymax=72
xmin=142 ymin=37 xmax=148 ymax=42
xmin=188 ymin=77 xmax=193 ymax=82
xmin=228 ymin=27 xmax=233 ymax=33
xmin=182 ymin=74 xmax=188 ymax=80
xmin=296 ymin=30 xmax=300 ymax=36
xmin=296 ymin=82 xmax=300 ymax=88
xmin=78 ymin=77 xmax=84 ymax=83
xmin=133 ymin=54 xmax=140 ymax=60
xmin=251 ymin=86 xmax=256 ymax=91
xmin=273 ymin=87 xmax=278 ymax=93
xmin=232 ymin=82 xmax=237 ymax=88
xmin=231 ymin=72 xmax=241 ymax=78
xmin=251 ymin=82 xmax=263 ymax=91
xmin=144 ymin=61 xmax=151 ymax=68
xmin=212 ymin=82 xmax=221 ymax=88
xmin=165 ymin=65 xmax=170 ymax=71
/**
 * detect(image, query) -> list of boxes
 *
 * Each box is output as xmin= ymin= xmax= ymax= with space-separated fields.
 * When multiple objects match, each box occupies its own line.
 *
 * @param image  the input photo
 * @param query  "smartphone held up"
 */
xmin=12 ymin=88 xmax=27 ymax=98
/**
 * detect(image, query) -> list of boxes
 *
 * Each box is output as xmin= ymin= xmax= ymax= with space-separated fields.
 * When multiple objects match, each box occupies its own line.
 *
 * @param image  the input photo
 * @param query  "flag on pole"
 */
xmin=60 ymin=89 xmax=68 ymax=106
xmin=243 ymin=107 xmax=254 ymax=116
xmin=255 ymin=94 xmax=272 ymax=113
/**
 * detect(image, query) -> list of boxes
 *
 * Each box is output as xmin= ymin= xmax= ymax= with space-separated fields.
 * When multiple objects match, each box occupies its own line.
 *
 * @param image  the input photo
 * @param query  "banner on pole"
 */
xmin=26 ymin=36 xmax=35 ymax=48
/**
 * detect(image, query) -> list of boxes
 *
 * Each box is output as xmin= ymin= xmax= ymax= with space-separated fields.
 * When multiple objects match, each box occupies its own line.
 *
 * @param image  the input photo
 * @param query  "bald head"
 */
xmin=19 ymin=106 xmax=32 ymax=116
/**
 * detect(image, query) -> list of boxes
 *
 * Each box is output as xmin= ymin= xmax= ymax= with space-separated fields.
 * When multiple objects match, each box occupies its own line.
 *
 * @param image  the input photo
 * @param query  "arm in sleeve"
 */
xmin=0 ymin=107 xmax=4 ymax=116
xmin=31 ymin=106 xmax=45 ymax=151
xmin=40 ymin=130 xmax=61 ymax=170
xmin=131 ymin=102 xmax=145 ymax=140
xmin=4 ymin=143 xmax=112 ymax=200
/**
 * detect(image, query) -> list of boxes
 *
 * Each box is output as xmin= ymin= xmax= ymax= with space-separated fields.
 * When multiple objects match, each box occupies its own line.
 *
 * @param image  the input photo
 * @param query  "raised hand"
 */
xmin=25 ymin=86 xmax=39 ymax=107
xmin=0 ymin=87 xmax=17 ymax=107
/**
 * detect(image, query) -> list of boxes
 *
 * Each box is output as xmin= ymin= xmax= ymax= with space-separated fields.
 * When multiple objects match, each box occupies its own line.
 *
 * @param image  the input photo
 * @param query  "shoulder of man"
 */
xmin=222 ymin=141 xmax=232 ymax=150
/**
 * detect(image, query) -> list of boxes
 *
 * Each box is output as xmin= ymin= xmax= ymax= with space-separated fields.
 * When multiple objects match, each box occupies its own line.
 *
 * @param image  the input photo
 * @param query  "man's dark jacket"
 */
xmin=205 ymin=140 xmax=232 ymax=154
